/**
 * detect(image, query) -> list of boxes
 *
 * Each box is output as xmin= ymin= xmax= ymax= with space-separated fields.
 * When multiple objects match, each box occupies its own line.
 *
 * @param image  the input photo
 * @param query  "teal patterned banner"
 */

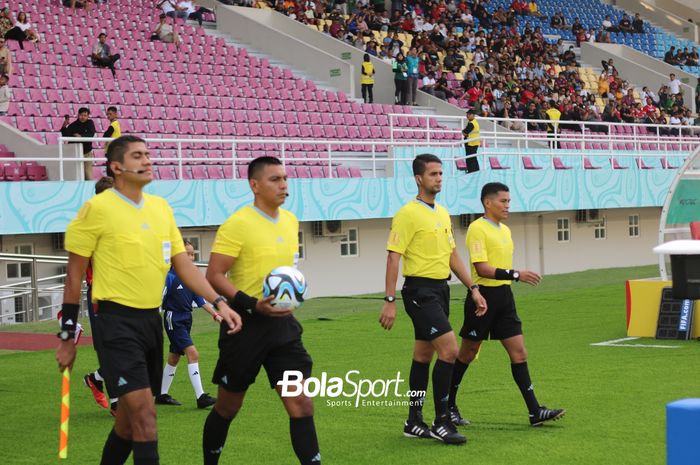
xmin=0 ymin=166 xmax=674 ymax=235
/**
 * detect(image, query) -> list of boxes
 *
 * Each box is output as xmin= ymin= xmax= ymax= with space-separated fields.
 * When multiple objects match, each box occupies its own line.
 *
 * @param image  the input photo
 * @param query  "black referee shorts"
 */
xmin=92 ymin=301 xmax=163 ymax=398
xmin=401 ymin=277 xmax=452 ymax=341
xmin=460 ymin=285 xmax=522 ymax=341
xmin=212 ymin=315 xmax=312 ymax=393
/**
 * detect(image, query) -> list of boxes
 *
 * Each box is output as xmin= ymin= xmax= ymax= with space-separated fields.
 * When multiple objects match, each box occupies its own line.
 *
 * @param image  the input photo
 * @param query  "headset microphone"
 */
xmin=118 ymin=167 xmax=148 ymax=174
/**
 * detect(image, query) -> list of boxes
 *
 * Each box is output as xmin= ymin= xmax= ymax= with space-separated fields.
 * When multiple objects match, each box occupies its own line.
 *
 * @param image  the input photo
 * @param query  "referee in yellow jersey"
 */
xmin=379 ymin=153 xmax=486 ymax=445
xmin=55 ymin=135 xmax=241 ymax=465
xmin=203 ymin=156 xmax=320 ymax=465
xmin=450 ymin=182 xmax=565 ymax=426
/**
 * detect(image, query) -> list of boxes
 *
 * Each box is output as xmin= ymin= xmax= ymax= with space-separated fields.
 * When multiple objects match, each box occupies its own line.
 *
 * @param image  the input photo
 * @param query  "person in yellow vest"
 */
xmin=543 ymin=101 xmax=561 ymax=148
xmin=462 ymin=110 xmax=480 ymax=173
xmin=103 ymin=106 xmax=122 ymax=160
xmin=360 ymin=53 xmax=375 ymax=104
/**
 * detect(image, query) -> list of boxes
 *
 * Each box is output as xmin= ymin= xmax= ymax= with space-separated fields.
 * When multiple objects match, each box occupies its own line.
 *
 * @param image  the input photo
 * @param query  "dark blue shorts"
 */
xmin=163 ymin=310 xmax=193 ymax=355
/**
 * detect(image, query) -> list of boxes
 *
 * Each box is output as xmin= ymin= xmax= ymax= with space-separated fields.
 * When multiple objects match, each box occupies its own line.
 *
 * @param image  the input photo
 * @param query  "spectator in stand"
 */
xmin=64 ymin=0 xmax=94 ymax=10
xmin=153 ymin=14 xmax=181 ymax=46
xmin=602 ymin=15 xmax=616 ymax=32
xmin=527 ymin=1 xmax=545 ymax=19
xmin=687 ymin=47 xmax=698 ymax=66
xmin=159 ymin=0 xmax=186 ymax=20
xmin=177 ymin=0 xmax=214 ymax=26
xmin=0 ymin=37 xmax=11 ymax=77
xmin=406 ymin=47 xmax=420 ymax=106
xmin=618 ymin=14 xmax=634 ymax=33
xmin=696 ymin=78 xmax=700 ymax=113
xmin=91 ymin=33 xmax=120 ymax=77
xmin=632 ymin=13 xmax=644 ymax=33
xmin=621 ymin=88 xmax=635 ymax=107
xmin=392 ymin=52 xmax=408 ymax=105
xmin=668 ymin=73 xmax=681 ymax=95
xmin=601 ymin=58 xmax=616 ymax=75
xmin=421 ymin=71 xmax=446 ymax=100
xmin=0 ymin=73 xmax=9 ymax=116
xmin=434 ymin=76 xmax=452 ymax=101
xmin=641 ymin=86 xmax=658 ymax=105
xmin=360 ymin=53 xmax=375 ymax=104
xmin=664 ymin=46 xmax=679 ymax=66
xmin=60 ymin=108 xmax=97 ymax=181
xmin=4 ymin=12 xmax=40 ymax=50
xmin=0 ymin=7 xmax=12 ymax=38
xmin=550 ymin=11 xmax=567 ymax=30
xmin=103 ymin=106 xmax=121 ymax=141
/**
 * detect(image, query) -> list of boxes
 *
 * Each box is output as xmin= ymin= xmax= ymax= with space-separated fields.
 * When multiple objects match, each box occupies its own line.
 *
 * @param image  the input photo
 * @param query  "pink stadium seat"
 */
xmin=636 ymin=158 xmax=654 ymax=170
xmin=522 ymin=157 xmax=542 ymax=170
xmin=660 ymin=158 xmax=678 ymax=169
xmin=489 ymin=157 xmax=510 ymax=170
xmin=583 ymin=158 xmax=601 ymax=170
xmin=610 ymin=158 xmax=629 ymax=170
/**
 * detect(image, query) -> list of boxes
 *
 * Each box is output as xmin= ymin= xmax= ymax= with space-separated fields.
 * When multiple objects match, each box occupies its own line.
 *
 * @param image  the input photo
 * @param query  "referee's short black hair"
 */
xmin=106 ymin=135 xmax=146 ymax=178
xmin=481 ymin=182 xmax=509 ymax=204
xmin=248 ymin=156 xmax=282 ymax=180
xmin=412 ymin=153 xmax=442 ymax=176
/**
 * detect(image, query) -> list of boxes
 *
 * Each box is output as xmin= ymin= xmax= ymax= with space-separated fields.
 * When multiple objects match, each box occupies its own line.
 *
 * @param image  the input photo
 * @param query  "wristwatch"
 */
xmin=512 ymin=271 xmax=520 ymax=282
xmin=57 ymin=330 xmax=75 ymax=341
xmin=469 ymin=284 xmax=479 ymax=291
xmin=384 ymin=296 xmax=396 ymax=303
xmin=211 ymin=296 xmax=227 ymax=310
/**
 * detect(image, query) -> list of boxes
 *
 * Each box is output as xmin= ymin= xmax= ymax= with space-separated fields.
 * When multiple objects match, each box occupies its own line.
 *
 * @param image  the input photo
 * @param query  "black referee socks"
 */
xmin=432 ymin=359 xmax=454 ymax=418
xmin=408 ymin=360 xmax=430 ymax=422
xmin=132 ymin=440 xmax=159 ymax=465
xmin=100 ymin=428 xmax=132 ymax=465
xmin=290 ymin=416 xmax=321 ymax=465
xmin=511 ymin=362 xmax=541 ymax=414
xmin=203 ymin=409 xmax=233 ymax=465
xmin=448 ymin=360 xmax=470 ymax=408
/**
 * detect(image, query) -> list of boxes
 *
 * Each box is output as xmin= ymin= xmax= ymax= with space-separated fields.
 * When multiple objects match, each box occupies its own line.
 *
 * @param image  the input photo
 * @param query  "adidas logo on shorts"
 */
xmin=468 ymin=330 xmax=478 ymax=337
xmin=118 ymin=377 xmax=128 ymax=387
xmin=430 ymin=327 xmax=438 ymax=335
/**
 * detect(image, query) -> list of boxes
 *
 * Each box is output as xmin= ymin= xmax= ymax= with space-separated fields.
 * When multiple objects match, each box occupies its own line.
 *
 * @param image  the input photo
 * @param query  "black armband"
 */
xmin=494 ymin=268 xmax=516 ymax=280
xmin=231 ymin=291 xmax=258 ymax=314
xmin=60 ymin=303 xmax=80 ymax=331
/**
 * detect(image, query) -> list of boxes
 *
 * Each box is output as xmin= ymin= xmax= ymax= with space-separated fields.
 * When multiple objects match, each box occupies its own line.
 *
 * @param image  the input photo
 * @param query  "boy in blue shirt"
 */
xmin=156 ymin=240 xmax=222 ymax=408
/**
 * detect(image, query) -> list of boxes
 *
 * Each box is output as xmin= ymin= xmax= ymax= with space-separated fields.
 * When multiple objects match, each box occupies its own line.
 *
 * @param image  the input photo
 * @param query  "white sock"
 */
xmin=110 ymin=398 xmax=118 ymax=404
xmin=93 ymin=370 xmax=103 ymax=382
xmin=161 ymin=363 xmax=177 ymax=395
xmin=188 ymin=362 xmax=204 ymax=399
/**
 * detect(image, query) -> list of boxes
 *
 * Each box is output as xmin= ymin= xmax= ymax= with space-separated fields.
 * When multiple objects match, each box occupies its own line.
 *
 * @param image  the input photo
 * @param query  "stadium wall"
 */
xmin=0 ymin=168 xmax=676 ymax=235
xmin=0 ymin=208 xmax=661 ymax=298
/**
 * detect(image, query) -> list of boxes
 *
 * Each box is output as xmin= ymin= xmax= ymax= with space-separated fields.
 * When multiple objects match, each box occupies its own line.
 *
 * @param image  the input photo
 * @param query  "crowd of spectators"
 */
xmin=266 ymin=0 xmax=696 ymax=131
xmin=663 ymin=45 xmax=699 ymax=68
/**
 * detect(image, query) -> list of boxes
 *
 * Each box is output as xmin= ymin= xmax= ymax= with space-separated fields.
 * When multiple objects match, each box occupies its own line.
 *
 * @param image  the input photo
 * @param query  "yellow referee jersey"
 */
xmin=212 ymin=206 xmax=299 ymax=299
xmin=466 ymin=217 xmax=514 ymax=286
xmin=65 ymin=189 xmax=186 ymax=308
xmin=387 ymin=200 xmax=455 ymax=280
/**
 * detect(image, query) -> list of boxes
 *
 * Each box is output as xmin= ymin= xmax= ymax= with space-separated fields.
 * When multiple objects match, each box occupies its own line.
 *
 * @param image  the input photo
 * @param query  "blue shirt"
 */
xmin=406 ymin=55 xmax=420 ymax=77
xmin=162 ymin=269 xmax=206 ymax=313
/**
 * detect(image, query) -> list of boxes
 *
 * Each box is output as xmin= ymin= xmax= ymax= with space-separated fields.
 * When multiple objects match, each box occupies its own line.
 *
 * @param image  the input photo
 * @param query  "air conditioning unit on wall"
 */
xmin=575 ymin=209 xmax=601 ymax=223
xmin=311 ymin=220 xmax=344 ymax=237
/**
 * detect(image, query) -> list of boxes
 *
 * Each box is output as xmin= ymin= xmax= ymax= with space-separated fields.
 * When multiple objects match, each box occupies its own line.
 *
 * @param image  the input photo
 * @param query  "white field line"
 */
xmin=591 ymin=336 xmax=682 ymax=349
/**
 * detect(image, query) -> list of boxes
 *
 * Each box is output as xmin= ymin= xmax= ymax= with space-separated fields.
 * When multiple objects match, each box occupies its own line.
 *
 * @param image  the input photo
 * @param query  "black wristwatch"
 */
xmin=384 ymin=295 xmax=396 ymax=303
xmin=469 ymin=284 xmax=479 ymax=291
xmin=211 ymin=296 xmax=227 ymax=310
xmin=57 ymin=330 xmax=75 ymax=341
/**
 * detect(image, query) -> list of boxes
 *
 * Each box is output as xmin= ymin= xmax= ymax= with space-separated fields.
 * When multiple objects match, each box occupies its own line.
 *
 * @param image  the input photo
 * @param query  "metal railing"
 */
xmin=0 ymin=253 xmax=69 ymax=325
xmin=389 ymin=114 xmax=700 ymax=151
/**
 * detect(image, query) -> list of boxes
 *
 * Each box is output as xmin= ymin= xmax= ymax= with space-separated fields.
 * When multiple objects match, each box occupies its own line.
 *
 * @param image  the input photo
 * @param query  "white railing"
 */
xmin=21 ymin=131 xmax=696 ymax=181
xmin=389 ymin=114 xmax=700 ymax=151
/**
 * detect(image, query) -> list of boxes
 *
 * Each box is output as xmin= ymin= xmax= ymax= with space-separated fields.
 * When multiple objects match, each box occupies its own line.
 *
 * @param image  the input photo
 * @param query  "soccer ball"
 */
xmin=262 ymin=266 xmax=308 ymax=310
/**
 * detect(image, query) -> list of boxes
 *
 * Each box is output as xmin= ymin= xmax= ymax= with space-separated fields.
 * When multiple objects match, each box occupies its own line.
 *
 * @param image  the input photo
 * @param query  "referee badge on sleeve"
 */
xmin=163 ymin=241 xmax=172 ymax=265
xmin=388 ymin=231 xmax=401 ymax=247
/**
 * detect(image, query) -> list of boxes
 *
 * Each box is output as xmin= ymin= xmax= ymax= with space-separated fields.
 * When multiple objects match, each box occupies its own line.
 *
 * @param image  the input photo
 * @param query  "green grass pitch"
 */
xmin=1 ymin=265 xmax=699 ymax=464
